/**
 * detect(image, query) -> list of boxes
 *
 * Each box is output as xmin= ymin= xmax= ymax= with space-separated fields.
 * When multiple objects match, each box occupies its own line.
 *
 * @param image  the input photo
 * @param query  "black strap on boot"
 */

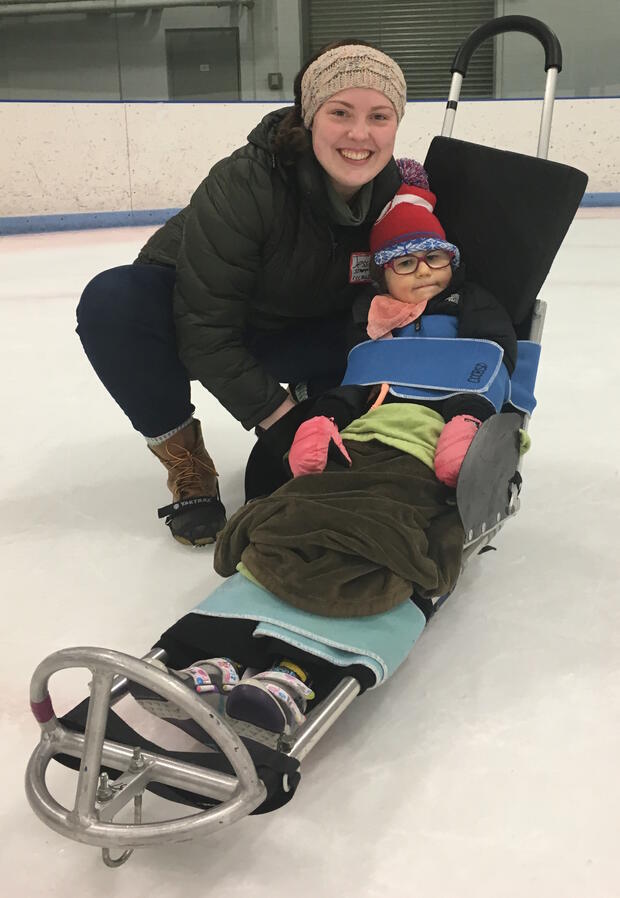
xmin=157 ymin=487 xmax=227 ymax=546
xmin=157 ymin=494 xmax=226 ymax=522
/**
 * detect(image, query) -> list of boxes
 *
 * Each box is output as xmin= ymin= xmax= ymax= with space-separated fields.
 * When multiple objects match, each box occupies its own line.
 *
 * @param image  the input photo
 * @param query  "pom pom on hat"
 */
xmin=395 ymin=157 xmax=429 ymax=189
xmin=370 ymin=184 xmax=460 ymax=268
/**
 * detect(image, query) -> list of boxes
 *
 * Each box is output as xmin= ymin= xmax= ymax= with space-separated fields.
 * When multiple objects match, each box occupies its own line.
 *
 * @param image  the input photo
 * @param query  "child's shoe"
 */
xmin=226 ymin=660 xmax=315 ymax=737
xmin=129 ymin=656 xmax=241 ymax=720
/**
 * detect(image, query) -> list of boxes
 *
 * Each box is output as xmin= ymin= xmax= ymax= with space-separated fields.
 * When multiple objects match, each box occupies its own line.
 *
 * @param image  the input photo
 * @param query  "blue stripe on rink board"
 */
xmin=581 ymin=193 xmax=620 ymax=207
xmin=1 ymin=194 xmax=619 ymax=235
xmin=0 ymin=208 xmax=182 ymax=235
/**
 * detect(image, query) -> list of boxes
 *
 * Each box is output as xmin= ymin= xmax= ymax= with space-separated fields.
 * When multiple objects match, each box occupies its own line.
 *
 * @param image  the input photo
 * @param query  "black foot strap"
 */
xmin=157 ymin=495 xmax=226 ymax=522
xmin=57 ymin=697 xmax=300 ymax=815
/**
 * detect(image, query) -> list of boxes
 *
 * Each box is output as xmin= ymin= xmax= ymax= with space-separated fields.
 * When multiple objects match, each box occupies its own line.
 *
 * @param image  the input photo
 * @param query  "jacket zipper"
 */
xmin=329 ymin=227 xmax=337 ymax=262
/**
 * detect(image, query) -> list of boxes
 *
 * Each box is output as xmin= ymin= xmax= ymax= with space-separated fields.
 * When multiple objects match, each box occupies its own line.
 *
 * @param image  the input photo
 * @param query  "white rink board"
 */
xmin=1 ymin=97 xmax=619 ymax=218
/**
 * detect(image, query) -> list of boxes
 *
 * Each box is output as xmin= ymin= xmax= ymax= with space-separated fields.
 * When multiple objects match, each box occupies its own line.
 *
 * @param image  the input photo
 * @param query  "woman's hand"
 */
xmin=434 ymin=415 xmax=481 ymax=487
xmin=288 ymin=416 xmax=352 ymax=477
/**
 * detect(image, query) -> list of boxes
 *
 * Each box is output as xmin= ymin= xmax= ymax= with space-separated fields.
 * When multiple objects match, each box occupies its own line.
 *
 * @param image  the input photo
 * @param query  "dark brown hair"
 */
xmin=272 ymin=38 xmax=377 ymax=164
xmin=370 ymin=258 xmax=387 ymax=291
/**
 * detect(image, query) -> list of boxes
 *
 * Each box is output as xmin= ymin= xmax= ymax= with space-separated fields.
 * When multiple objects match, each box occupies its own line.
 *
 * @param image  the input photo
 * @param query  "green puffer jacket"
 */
xmin=136 ymin=107 xmax=402 ymax=429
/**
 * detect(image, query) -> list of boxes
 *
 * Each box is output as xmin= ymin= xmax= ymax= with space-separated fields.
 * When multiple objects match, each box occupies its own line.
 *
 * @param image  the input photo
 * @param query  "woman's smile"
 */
xmin=338 ymin=148 xmax=374 ymax=162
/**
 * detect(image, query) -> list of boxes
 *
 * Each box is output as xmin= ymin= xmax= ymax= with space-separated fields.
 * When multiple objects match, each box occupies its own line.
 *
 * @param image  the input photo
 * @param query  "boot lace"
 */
xmin=163 ymin=444 xmax=218 ymax=498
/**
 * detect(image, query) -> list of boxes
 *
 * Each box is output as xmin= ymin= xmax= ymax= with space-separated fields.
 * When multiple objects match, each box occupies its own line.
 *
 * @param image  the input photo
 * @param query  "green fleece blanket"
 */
xmin=341 ymin=402 xmax=444 ymax=465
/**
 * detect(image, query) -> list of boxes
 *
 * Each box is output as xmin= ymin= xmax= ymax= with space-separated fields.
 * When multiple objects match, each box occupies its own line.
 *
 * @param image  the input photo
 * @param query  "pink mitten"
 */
xmin=288 ymin=416 xmax=352 ymax=477
xmin=434 ymin=415 xmax=481 ymax=487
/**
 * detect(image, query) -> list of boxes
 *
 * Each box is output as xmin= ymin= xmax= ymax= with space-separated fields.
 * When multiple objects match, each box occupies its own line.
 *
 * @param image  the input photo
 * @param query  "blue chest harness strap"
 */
xmin=341 ymin=316 xmax=539 ymax=416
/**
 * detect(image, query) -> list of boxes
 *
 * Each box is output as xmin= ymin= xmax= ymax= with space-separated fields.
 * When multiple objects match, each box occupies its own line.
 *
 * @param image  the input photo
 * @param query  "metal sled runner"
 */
xmin=25 ymin=17 xmax=588 ymax=867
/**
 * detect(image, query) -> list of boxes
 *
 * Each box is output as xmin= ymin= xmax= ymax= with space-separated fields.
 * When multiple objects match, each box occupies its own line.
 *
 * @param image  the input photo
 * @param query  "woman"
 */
xmin=76 ymin=40 xmax=423 ymax=546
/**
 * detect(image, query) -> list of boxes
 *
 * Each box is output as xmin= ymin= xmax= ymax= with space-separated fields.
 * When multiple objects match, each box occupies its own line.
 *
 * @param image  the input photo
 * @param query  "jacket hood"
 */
xmin=247 ymin=106 xmax=292 ymax=151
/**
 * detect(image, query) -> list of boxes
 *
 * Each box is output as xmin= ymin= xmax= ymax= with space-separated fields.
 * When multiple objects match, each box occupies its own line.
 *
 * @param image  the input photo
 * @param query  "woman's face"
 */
xmin=311 ymin=88 xmax=399 ymax=201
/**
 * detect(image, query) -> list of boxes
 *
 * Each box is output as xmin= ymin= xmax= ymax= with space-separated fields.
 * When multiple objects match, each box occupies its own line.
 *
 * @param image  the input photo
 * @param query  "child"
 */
xmin=287 ymin=182 xmax=518 ymax=487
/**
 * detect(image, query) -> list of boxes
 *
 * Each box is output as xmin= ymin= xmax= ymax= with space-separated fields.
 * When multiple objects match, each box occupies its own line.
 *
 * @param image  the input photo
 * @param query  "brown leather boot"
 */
xmin=149 ymin=419 xmax=227 ymax=546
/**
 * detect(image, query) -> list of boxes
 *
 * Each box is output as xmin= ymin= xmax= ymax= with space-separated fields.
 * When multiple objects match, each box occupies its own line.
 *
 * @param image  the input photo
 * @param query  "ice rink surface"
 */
xmin=1 ymin=212 xmax=620 ymax=897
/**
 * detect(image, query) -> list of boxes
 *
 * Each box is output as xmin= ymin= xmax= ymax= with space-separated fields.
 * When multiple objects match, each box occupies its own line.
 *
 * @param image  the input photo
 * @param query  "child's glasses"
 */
xmin=385 ymin=250 xmax=454 ymax=275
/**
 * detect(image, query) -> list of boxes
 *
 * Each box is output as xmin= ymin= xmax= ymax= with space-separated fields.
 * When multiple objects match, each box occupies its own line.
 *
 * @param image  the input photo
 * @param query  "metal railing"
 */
xmin=0 ymin=0 xmax=255 ymax=18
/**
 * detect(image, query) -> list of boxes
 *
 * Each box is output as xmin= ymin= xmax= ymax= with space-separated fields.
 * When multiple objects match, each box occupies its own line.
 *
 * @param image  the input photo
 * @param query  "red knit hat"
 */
xmin=370 ymin=184 xmax=460 ymax=267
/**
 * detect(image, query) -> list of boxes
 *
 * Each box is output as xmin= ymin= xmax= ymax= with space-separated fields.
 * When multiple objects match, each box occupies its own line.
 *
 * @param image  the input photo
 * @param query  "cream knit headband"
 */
xmin=301 ymin=45 xmax=407 ymax=128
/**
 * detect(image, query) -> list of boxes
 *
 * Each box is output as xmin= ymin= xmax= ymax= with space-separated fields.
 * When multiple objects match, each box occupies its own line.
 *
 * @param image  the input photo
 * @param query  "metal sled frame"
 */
xmin=26 ymin=646 xmax=361 ymax=867
xmin=23 ymin=300 xmax=545 ymax=871
xmin=25 ymin=17 xmax=576 ymax=866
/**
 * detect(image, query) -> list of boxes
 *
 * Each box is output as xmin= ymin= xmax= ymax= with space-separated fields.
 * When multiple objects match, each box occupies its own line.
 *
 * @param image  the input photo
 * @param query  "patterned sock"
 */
xmin=145 ymin=416 xmax=194 ymax=447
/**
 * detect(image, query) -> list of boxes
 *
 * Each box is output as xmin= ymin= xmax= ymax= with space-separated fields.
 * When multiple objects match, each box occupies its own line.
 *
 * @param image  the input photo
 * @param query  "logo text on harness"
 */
xmin=468 ymin=362 xmax=488 ymax=384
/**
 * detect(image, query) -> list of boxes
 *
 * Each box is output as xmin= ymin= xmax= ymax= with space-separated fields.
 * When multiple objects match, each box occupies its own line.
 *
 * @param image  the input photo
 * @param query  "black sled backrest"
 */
xmin=424 ymin=136 xmax=588 ymax=334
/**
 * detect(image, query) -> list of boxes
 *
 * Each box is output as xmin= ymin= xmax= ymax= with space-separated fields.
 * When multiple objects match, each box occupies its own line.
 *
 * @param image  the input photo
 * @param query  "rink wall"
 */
xmin=2 ymin=97 xmax=619 ymax=234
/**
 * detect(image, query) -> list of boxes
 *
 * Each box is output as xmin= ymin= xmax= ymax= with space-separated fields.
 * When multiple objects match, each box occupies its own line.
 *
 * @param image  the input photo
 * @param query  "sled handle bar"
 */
xmin=451 ymin=15 xmax=562 ymax=76
xmin=441 ymin=16 xmax=562 ymax=159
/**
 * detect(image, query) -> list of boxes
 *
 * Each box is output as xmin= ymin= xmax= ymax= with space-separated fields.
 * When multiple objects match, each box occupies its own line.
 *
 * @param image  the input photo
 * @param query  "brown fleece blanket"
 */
xmin=214 ymin=440 xmax=464 ymax=618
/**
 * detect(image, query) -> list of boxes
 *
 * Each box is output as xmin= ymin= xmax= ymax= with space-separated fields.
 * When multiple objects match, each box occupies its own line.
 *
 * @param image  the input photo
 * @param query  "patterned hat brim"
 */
xmin=374 ymin=236 xmax=460 ymax=268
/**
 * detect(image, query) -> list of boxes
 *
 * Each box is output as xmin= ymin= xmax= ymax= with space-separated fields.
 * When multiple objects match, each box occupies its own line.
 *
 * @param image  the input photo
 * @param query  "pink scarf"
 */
xmin=366 ymin=293 xmax=428 ymax=340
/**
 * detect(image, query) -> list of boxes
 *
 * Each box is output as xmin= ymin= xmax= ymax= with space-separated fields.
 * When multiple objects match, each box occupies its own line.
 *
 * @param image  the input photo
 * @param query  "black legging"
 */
xmin=76 ymin=263 xmax=351 ymax=438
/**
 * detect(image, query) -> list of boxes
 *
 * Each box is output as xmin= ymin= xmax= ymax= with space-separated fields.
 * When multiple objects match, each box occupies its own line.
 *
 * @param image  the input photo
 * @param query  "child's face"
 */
xmin=384 ymin=253 xmax=453 ymax=304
